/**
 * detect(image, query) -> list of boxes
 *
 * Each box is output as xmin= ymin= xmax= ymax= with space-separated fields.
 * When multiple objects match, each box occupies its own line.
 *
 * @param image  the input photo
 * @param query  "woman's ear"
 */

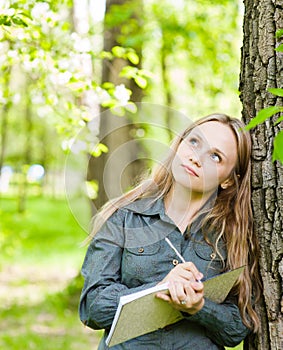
xmin=220 ymin=178 xmax=234 ymax=189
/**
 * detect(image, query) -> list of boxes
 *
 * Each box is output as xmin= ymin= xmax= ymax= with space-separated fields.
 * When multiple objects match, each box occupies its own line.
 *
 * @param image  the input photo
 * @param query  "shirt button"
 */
xmin=172 ymin=259 xmax=179 ymax=266
xmin=210 ymin=252 xmax=216 ymax=259
xmin=138 ymin=247 xmax=144 ymax=253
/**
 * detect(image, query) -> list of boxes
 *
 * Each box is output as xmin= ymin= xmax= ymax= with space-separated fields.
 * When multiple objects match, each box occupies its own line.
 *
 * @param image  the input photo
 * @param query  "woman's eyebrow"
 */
xmin=211 ymin=147 xmax=228 ymax=160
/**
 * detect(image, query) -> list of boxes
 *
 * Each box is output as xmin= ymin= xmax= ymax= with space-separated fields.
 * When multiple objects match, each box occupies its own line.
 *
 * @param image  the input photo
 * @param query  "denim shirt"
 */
xmin=79 ymin=197 xmax=249 ymax=350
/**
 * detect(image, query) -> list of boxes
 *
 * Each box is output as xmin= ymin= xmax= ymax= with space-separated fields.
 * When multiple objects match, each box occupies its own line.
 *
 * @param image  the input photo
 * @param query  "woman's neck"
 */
xmin=164 ymin=185 xmax=212 ymax=234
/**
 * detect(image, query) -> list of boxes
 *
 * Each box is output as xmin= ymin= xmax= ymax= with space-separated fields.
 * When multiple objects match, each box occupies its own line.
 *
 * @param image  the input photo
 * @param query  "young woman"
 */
xmin=79 ymin=113 xmax=260 ymax=349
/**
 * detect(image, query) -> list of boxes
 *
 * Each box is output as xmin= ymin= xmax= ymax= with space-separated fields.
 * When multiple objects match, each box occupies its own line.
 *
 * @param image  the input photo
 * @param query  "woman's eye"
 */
xmin=189 ymin=138 xmax=198 ymax=146
xmin=211 ymin=153 xmax=221 ymax=162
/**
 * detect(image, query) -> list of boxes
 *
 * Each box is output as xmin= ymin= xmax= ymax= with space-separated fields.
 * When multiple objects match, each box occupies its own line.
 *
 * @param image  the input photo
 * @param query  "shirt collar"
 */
xmin=122 ymin=191 xmax=217 ymax=232
xmin=122 ymin=196 xmax=165 ymax=216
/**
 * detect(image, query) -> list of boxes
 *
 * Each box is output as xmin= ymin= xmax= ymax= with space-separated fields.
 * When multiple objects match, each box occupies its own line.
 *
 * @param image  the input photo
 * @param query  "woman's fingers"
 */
xmin=161 ymin=262 xmax=203 ymax=285
xmin=168 ymin=281 xmax=187 ymax=305
xmin=182 ymin=282 xmax=204 ymax=314
xmin=155 ymin=292 xmax=171 ymax=302
xmin=156 ymin=280 xmax=204 ymax=315
xmin=181 ymin=262 xmax=203 ymax=281
xmin=156 ymin=262 xmax=204 ymax=314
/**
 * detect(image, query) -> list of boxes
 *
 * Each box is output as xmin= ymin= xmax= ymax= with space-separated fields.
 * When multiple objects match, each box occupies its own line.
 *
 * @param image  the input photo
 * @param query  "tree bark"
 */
xmin=0 ymin=102 xmax=9 ymax=176
xmin=18 ymin=91 xmax=32 ymax=213
xmin=0 ymin=66 xmax=11 ymax=176
xmin=89 ymin=0 xmax=146 ymax=211
xmin=160 ymin=31 xmax=174 ymax=141
xmin=239 ymin=0 xmax=283 ymax=349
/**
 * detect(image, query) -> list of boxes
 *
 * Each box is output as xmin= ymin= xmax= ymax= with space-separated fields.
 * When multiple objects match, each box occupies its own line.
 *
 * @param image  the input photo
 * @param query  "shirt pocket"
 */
xmin=121 ymin=241 xmax=161 ymax=286
xmin=192 ymin=240 xmax=227 ymax=279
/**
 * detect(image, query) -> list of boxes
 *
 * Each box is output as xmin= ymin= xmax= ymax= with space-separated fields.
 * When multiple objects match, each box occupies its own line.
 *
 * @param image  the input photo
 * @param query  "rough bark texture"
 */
xmin=239 ymin=0 xmax=283 ymax=349
xmin=89 ymin=0 xmax=145 ymax=210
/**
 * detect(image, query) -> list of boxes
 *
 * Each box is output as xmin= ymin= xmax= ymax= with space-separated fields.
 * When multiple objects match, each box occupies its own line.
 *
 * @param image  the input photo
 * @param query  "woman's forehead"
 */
xmin=185 ymin=121 xmax=238 ymax=160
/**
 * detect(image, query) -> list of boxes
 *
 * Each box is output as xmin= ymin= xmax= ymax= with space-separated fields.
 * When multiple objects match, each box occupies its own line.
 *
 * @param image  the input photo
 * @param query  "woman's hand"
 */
xmin=156 ymin=262 xmax=204 ymax=315
xmin=158 ymin=262 xmax=203 ymax=285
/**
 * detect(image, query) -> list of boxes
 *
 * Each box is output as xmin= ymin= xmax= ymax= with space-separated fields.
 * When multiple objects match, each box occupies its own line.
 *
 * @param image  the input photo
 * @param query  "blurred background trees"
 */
xmin=0 ymin=0 xmax=243 ymax=212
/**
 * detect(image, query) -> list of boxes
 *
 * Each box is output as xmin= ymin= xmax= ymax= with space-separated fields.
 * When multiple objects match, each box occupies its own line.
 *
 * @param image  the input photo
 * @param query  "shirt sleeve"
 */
xmin=182 ymin=296 xmax=250 ymax=347
xmin=79 ymin=211 xmax=156 ymax=330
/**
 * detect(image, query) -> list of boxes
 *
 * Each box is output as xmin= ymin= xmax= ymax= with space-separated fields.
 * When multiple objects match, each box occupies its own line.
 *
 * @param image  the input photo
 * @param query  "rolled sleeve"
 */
xmin=184 ymin=298 xmax=250 ymax=347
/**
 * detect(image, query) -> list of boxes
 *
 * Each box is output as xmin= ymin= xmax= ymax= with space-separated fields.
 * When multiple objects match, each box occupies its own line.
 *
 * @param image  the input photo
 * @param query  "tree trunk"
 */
xmin=160 ymin=31 xmax=174 ymax=141
xmin=239 ymin=0 xmax=283 ymax=349
xmin=89 ymin=0 xmax=146 ymax=211
xmin=0 ymin=67 xmax=11 ymax=176
xmin=0 ymin=102 xmax=9 ymax=176
xmin=18 ymin=92 xmax=32 ymax=213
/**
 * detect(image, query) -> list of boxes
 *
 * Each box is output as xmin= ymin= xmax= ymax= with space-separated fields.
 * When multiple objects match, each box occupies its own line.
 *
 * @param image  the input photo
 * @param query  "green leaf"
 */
xmin=119 ymin=66 xmax=138 ymax=79
xmin=112 ymin=46 xmax=125 ymax=58
xmin=245 ymin=106 xmax=283 ymax=130
xmin=134 ymin=75 xmax=147 ymax=89
xmin=275 ymin=29 xmax=283 ymax=38
xmin=62 ymin=22 xmax=70 ymax=31
xmin=125 ymin=102 xmax=137 ymax=113
xmin=102 ymin=82 xmax=115 ymax=90
xmin=89 ymin=143 xmax=108 ymax=157
xmin=100 ymin=51 xmax=113 ymax=60
xmin=275 ymin=44 xmax=283 ymax=52
xmin=101 ymin=99 xmax=117 ymax=108
xmin=272 ymin=131 xmax=283 ymax=164
xmin=11 ymin=16 xmax=28 ymax=27
xmin=268 ymin=88 xmax=283 ymax=97
xmin=85 ymin=180 xmax=99 ymax=199
xmin=127 ymin=51 xmax=139 ymax=65
xmin=111 ymin=106 xmax=126 ymax=116
xmin=0 ymin=15 xmax=11 ymax=26
xmin=138 ymin=69 xmax=154 ymax=78
xmin=275 ymin=115 xmax=283 ymax=124
xmin=17 ymin=11 xmax=32 ymax=20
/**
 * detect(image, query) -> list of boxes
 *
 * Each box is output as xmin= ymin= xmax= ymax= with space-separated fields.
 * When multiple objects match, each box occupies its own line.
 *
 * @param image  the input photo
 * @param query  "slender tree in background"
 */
xmin=18 ymin=82 xmax=33 ymax=213
xmin=239 ymin=0 xmax=283 ymax=349
xmin=89 ymin=0 xmax=146 ymax=210
xmin=0 ymin=68 xmax=11 ymax=176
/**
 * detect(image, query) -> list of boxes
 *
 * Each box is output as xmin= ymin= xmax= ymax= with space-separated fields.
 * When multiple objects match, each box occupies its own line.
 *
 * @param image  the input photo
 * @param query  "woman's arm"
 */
xmin=79 ymin=214 xmax=156 ymax=330
xmin=183 ymin=296 xmax=250 ymax=347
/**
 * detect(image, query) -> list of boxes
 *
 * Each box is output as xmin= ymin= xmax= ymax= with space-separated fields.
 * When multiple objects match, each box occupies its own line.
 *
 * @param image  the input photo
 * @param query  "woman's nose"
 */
xmin=188 ymin=152 xmax=201 ymax=167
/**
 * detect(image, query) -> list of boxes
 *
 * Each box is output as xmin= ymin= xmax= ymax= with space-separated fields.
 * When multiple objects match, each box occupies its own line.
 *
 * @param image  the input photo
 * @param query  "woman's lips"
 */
xmin=181 ymin=164 xmax=199 ymax=177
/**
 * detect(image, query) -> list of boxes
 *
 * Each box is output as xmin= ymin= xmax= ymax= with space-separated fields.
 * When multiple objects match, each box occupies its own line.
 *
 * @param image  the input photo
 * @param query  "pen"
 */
xmin=165 ymin=237 xmax=186 ymax=263
xmin=165 ymin=237 xmax=202 ymax=282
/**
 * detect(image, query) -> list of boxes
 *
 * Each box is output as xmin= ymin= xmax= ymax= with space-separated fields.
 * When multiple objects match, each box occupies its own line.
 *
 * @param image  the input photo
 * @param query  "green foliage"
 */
xmin=141 ymin=0 xmax=243 ymax=117
xmin=0 ymin=8 xmax=31 ymax=27
xmin=105 ymin=0 xmax=144 ymax=49
xmin=0 ymin=0 xmax=149 ymax=171
xmin=245 ymin=87 xmax=283 ymax=164
xmin=245 ymin=105 xmax=283 ymax=130
xmin=273 ymin=132 xmax=283 ymax=162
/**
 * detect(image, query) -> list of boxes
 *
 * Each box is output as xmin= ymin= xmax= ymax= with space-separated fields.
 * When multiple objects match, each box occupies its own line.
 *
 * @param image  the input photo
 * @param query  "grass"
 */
xmin=0 ymin=195 xmax=90 ymax=266
xmin=0 ymin=195 xmax=243 ymax=350
xmin=0 ymin=195 xmax=102 ymax=349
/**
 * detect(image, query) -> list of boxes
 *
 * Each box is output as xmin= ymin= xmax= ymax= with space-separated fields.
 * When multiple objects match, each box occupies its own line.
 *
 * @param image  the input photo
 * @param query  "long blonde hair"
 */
xmin=89 ymin=113 xmax=260 ymax=331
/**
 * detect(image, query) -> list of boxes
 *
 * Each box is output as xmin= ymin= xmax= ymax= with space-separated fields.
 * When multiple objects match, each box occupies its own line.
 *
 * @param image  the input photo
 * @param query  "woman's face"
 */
xmin=171 ymin=121 xmax=238 ymax=196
